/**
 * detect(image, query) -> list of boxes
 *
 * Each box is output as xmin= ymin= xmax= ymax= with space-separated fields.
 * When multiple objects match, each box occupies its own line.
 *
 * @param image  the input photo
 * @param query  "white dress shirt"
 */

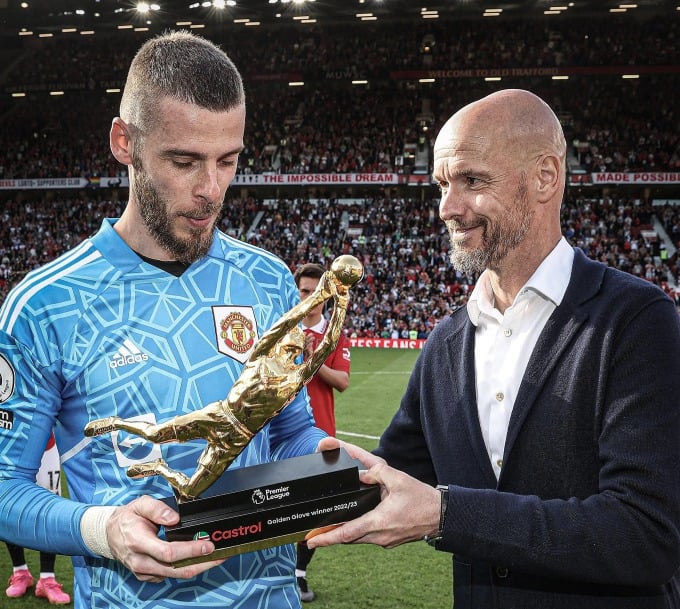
xmin=466 ymin=238 xmax=574 ymax=479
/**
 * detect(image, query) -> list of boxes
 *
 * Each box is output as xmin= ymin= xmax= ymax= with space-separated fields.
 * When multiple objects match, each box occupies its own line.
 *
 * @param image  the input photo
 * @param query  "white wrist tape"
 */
xmin=81 ymin=506 xmax=117 ymax=559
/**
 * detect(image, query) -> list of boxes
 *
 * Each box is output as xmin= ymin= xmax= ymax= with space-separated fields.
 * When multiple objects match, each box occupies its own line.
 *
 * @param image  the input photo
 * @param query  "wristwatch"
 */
xmin=423 ymin=484 xmax=448 ymax=548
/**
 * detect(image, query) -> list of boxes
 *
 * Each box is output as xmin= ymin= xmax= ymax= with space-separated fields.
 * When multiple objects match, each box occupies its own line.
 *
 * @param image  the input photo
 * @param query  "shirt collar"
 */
xmin=467 ymin=237 xmax=574 ymax=325
xmin=306 ymin=317 xmax=328 ymax=333
xmin=94 ymin=217 xmax=226 ymax=270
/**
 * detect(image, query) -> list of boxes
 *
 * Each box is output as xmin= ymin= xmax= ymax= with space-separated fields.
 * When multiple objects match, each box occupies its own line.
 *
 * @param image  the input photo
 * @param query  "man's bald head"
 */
xmin=433 ymin=89 xmax=568 ymax=280
xmin=435 ymin=89 xmax=567 ymax=172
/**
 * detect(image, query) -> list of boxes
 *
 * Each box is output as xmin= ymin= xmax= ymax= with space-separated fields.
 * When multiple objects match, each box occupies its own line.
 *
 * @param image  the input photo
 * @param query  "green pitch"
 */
xmin=313 ymin=347 xmax=453 ymax=608
xmin=336 ymin=346 xmax=421 ymax=448
xmin=0 ymin=348 xmax=453 ymax=608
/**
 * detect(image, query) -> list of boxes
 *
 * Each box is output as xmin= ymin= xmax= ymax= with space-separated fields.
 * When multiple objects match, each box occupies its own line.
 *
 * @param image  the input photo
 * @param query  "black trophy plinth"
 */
xmin=161 ymin=448 xmax=380 ymax=566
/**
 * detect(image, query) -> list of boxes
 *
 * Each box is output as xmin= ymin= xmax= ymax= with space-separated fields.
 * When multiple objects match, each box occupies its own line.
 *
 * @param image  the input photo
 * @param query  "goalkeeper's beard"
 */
xmin=131 ymin=164 xmax=220 ymax=264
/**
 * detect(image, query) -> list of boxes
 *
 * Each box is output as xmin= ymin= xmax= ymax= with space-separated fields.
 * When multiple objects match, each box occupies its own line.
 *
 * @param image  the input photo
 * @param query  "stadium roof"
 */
xmin=1 ymin=0 xmax=678 ymax=35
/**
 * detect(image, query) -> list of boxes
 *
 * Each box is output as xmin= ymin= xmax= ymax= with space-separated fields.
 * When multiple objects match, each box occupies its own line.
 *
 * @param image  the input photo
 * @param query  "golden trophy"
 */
xmin=84 ymin=255 xmax=379 ymax=564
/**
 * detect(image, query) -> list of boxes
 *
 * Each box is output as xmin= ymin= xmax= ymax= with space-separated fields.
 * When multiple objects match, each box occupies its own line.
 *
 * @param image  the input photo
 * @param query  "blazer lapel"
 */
xmin=502 ymin=250 xmax=604 ymax=468
xmin=445 ymin=318 xmax=497 ymax=484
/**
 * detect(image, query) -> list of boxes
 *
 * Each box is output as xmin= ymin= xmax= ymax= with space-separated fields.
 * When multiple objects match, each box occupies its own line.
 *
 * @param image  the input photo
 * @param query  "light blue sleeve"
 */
xmin=0 ymin=331 xmax=94 ymax=556
xmin=0 ymin=479 xmax=92 ymax=556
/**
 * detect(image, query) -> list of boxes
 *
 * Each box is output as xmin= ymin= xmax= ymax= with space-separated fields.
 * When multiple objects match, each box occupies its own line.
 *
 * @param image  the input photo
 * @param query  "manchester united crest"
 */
xmin=212 ymin=306 xmax=258 ymax=363
xmin=221 ymin=313 xmax=255 ymax=353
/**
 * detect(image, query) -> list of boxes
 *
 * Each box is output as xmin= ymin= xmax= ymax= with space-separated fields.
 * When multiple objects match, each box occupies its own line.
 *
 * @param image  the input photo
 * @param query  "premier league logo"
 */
xmin=0 ymin=354 xmax=15 ymax=404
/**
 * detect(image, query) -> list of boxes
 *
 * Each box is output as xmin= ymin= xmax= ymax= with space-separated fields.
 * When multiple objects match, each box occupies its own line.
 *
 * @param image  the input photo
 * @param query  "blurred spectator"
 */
xmin=0 ymin=191 xmax=675 ymax=332
xmin=0 ymin=13 xmax=677 ymax=324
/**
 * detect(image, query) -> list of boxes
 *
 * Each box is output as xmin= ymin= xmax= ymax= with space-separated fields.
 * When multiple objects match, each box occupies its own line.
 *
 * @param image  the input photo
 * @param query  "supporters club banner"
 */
xmin=0 ymin=174 xmax=402 ymax=189
xmin=2 ymin=172 xmax=678 ymax=191
xmin=0 ymin=177 xmax=129 ymax=190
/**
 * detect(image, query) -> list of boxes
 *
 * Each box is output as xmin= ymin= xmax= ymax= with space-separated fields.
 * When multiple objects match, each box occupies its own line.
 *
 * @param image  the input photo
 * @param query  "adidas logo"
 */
xmin=109 ymin=339 xmax=149 ymax=369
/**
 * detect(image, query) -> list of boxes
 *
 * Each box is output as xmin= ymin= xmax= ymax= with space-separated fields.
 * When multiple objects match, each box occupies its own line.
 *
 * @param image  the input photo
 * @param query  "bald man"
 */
xmin=307 ymin=90 xmax=680 ymax=609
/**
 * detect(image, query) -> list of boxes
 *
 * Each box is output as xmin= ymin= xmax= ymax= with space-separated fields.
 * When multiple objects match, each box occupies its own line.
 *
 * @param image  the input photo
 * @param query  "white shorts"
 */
xmin=36 ymin=440 xmax=62 ymax=496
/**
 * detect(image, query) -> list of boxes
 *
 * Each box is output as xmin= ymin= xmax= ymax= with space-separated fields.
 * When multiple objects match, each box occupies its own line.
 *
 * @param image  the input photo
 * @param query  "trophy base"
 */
xmin=161 ymin=448 xmax=380 ymax=566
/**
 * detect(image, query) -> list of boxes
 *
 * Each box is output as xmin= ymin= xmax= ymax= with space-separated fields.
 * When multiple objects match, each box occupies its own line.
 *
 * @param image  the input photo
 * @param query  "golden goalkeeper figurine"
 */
xmin=84 ymin=255 xmax=363 ymax=502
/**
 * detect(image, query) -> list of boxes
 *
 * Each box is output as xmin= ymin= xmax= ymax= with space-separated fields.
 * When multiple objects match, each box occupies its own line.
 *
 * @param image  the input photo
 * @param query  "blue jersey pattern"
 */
xmin=0 ymin=218 xmax=326 ymax=608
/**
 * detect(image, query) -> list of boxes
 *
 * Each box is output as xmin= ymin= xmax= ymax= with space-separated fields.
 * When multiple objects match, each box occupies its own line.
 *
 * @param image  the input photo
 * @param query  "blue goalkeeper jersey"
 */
xmin=0 ymin=218 xmax=326 ymax=608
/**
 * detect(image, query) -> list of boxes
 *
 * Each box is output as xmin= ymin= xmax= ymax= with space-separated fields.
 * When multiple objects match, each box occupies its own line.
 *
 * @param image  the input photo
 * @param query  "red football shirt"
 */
xmin=304 ymin=320 xmax=351 ymax=435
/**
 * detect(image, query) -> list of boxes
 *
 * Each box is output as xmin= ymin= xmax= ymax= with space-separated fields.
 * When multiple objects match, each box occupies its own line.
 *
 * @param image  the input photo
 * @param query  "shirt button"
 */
xmin=496 ymin=459 xmax=503 ymax=469
xmin=495 ymin=392 xmax=504 ymax=401
xmin=503 ymin=328 xmax=512 ymax=337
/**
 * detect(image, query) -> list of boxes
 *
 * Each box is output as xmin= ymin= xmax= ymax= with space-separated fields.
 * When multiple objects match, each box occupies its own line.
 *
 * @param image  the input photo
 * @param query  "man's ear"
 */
xmin=110 ymin=117 xmax=134 ymax=166
xmin=535 ymin=154 xmax=562 ymax=204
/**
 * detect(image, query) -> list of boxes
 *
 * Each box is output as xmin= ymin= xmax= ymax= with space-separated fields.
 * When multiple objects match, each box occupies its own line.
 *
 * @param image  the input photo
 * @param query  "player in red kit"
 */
xmin=293 ymin=263 xmax=351 ymax=602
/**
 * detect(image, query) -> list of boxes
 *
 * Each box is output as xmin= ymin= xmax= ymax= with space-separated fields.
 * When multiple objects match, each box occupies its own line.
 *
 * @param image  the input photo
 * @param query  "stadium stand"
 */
xmin=1 ymin=12 xmax=678 ymax=328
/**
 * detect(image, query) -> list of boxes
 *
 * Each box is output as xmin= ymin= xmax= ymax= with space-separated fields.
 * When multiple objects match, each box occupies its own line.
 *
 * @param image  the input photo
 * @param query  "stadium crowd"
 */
xmin=0 ymin=192 xmax=677 ymax=338
xmin=1 ymin=13 xmax=678 ymax=334
xmin=2 ymin=16 xmax=677 ymax=83
xmin=0 ymin=16 xmax=678 ymax=180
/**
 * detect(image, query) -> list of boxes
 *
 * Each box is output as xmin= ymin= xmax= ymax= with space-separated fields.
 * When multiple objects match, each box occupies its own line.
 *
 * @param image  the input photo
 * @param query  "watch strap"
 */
xmin=423 ymin=484 xmax=448 ymax=548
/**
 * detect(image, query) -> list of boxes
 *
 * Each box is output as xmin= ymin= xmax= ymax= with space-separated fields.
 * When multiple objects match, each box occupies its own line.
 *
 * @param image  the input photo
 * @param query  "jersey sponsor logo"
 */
xmin=111 ymin=413 xmax=163 ymax=468
xmin=212 ymin=306 xmax=258 ymax=364
xmin=109 ymin=339 xmax=149 ymax=369
xmin=0 ymin=408 xmax=14 ymax=430
xmin=0 ymin=354 xmax=15 ymax=403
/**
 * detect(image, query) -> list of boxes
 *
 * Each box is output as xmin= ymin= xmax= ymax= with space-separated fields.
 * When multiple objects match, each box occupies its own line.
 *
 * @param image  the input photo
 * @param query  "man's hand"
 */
xmin=106 ymin=496 xmax=225 ymax=582
xmin=311 ymin=439 xmax=442 ymax=549
xmin=316 ymin=436 xmax=383 ymax=468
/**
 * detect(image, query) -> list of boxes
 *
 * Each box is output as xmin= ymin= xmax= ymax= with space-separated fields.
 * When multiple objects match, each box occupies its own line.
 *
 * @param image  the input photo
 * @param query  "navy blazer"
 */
xmin=376 ymin=249 xmax=680 ymax=609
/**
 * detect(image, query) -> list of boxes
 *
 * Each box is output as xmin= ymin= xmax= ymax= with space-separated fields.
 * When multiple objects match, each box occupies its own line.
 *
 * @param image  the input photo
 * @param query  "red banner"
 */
xmin=590 ymin=172 xmax=680 ymax=185
xmin=349 ymin=338 xmax=425 ymax=349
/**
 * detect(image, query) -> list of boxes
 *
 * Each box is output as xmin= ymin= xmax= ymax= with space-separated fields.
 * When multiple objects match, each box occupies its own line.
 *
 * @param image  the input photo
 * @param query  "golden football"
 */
xmin=330 ymin=255 xmax=363 ymax=287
